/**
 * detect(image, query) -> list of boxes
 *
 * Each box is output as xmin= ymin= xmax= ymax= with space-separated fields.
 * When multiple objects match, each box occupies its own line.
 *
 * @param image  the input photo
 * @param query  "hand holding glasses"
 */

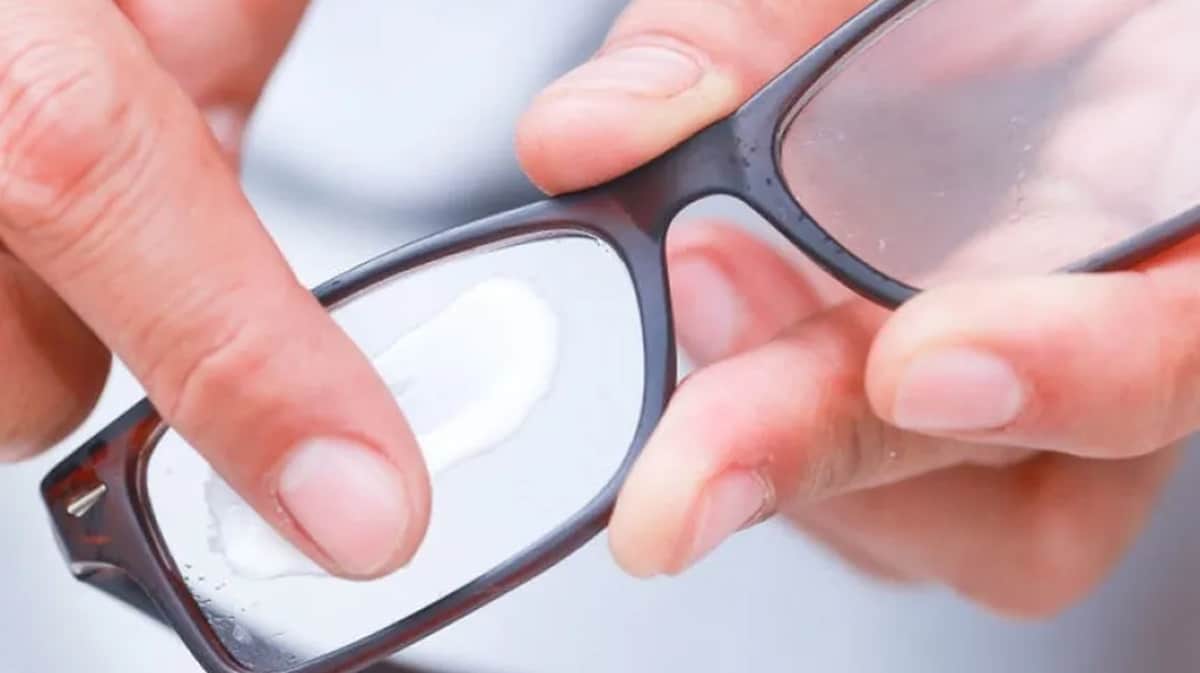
xmin=43 ymin=1 xmax=1200 ymax=672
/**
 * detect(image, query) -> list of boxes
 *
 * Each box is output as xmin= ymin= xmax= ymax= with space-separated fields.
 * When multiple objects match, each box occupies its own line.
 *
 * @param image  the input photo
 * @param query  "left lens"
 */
xmin=779 ymin=0 xmax=1200 ymax=287
xmin=145 ymin=232 xmax=646 ymax=670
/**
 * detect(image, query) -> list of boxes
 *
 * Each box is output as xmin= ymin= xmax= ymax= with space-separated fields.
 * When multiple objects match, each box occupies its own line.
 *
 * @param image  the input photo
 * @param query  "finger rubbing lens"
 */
xmin=42 ymin=0 xmax=1200 ymax=671
xmin=147 ymin=236 xmax=645 ymax=669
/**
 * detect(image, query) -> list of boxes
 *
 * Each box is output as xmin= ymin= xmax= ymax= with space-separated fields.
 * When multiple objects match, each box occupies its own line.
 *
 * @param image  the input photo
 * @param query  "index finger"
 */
xmin=0 ymin=0 xmax=430 ymax=579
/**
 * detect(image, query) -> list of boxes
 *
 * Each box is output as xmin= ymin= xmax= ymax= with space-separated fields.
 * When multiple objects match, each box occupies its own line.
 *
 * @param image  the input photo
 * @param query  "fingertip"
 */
xmin=665 ymin=220 xmax=822 ymax=365
xmin=863 ymin=282 xmax=1002 ymax=423
xmin=864 ymin=273 xmax=1186 ymax=455
xmin=515 ymin=94 xmax=631 ymax=195
xmin=608 ymin=416 xmax=708 ymax=578
xmin=666 ymin=219 xmax=822 ymax=313
xmin=147 ymin=286 xmax=434 ymax=580
xmin=862 ymin=302 xmax=922 ymax=426
xmin=608 ymin=458 xmax=686 ymax=578
xmin=608 ymin=365 xmax=770 ymax=578
xmin=606 ymin=522 xmax=664 ymax=579
xmin=611 ymin=460 xmax=774 ymax=578
xmin=276 ymin=436 xmax=429 ymax=578
xmin=516 ymin=65 xmax=739 ymax=194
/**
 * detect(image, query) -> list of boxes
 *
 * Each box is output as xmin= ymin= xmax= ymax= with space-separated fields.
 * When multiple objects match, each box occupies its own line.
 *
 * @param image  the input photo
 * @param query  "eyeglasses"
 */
xmin=42 ymin=0 xmax=1200 ymax=671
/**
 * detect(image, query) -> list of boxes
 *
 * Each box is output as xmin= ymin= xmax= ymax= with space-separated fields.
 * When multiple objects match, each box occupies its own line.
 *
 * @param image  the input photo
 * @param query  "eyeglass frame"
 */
xmin=40 ymin=1 xmax=1200 ymax=672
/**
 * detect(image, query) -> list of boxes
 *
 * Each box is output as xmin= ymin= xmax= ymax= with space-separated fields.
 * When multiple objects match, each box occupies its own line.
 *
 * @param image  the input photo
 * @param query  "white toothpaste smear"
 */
xmin=204 ymin=277 xmax=560 ymax=581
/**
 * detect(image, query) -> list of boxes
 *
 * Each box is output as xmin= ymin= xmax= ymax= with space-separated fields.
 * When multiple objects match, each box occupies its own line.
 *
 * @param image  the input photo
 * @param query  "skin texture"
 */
xmin=0 ymin=0 xmax=430 ymax=579
xmin=2 ymin=0 xmax=1194 ymax=617
xmin=518 ymin=0 xmax=1196 ymax=617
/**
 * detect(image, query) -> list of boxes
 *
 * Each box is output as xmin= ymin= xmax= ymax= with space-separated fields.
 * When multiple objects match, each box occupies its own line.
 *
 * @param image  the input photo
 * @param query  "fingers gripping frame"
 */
xmin=42 ymin=191 xmax=676 ymax=673
xmin=40 ymin=0 xmax=1200 ymax=670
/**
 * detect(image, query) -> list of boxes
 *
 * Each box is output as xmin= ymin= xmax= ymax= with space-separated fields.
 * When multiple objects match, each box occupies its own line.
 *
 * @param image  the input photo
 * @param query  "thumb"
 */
xmin=516 ymin=0 xmax=867 ymax=194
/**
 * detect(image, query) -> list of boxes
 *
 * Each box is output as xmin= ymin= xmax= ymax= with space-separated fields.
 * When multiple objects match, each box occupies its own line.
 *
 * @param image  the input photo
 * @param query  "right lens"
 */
xmin=779 ymin=0 xmax=1200 ymax=287
xmin=145 ymin=233 xmax=646 ymax=670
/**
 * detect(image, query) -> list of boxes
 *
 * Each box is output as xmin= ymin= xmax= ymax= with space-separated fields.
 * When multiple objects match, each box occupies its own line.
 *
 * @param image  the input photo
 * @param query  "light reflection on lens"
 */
xmin=780 ymin=0 xmax=1200 ymax=286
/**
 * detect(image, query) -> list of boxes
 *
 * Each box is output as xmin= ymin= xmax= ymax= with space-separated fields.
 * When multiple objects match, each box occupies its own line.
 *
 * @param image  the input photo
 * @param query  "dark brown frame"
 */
xmin=41 ymin=1 xmax=1200 ymax=672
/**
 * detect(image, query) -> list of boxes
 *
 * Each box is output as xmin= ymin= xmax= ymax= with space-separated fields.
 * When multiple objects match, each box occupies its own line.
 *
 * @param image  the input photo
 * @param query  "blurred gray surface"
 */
xmin=3 ymin=2 xmax=1200 ymax=672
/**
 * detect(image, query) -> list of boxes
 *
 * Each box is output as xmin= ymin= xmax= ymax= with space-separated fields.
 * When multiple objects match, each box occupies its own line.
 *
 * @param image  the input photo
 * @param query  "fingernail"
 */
xmin=670 ymin=253 xmax=745 ymax=364
xmin=892 ymin=348 xmax=1026 ymax=432
xmin=680 ymin=469 xmax=773 ymax=571
xmin=278 ymin=438 xmax=410 ymax=577
xmin=555 ymin=42 xmax=704 ymax=97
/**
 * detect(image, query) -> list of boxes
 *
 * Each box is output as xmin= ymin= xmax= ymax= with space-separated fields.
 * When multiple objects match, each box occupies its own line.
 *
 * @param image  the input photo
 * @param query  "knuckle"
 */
xmin=148 ymin=315 xmax=275 ymax=426
xmin=0 ymin=36 xmax=135 ymax=233
xmin=799 ymin=373 xmax=877 ymax=497
xmin=831 ymin=411 xmax=895 ymax=492
xmin=803 ymin=416 xmax=867 ymax=499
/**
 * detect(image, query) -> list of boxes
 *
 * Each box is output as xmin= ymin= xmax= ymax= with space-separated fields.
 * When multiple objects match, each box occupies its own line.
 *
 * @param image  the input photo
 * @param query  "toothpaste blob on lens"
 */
xmin=204 ymin=277 xmax=560 ymax=581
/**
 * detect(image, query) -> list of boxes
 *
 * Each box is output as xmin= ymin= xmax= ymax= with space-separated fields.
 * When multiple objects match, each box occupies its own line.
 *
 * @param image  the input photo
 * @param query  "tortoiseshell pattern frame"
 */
xmin=40 ymin=1 xmax=1200 ymax=672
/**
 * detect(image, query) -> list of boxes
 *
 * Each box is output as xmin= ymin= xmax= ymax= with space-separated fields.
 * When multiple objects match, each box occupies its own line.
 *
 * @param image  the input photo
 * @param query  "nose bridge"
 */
xmin=603 ymin=119 xmax=750 ymax=240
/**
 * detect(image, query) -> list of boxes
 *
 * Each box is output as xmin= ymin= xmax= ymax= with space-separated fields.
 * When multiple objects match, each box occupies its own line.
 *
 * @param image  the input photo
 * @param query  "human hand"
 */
xmin=1 ymin=1 xmax=431 ymax=579
xmin=517 ymin=0 xmax=1197 ymax=616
